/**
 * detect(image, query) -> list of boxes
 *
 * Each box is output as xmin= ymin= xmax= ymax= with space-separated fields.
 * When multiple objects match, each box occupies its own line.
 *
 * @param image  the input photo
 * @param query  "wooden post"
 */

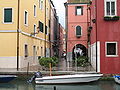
xmin=27 ymin=62 xmax=29 ymax=75
xmin=49 ymin=63 xmax=52 ymax=76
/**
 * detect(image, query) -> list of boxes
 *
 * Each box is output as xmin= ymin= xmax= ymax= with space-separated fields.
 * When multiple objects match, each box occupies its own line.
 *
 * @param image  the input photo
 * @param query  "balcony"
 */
xmin=104 ymin=16 xmax=119 ymax=21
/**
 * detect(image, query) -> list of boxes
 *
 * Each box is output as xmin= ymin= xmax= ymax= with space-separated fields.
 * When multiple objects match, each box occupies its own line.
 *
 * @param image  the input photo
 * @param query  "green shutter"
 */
xmin=39 ymin=21 xmax=44 ymax=32
xmin=76 ymin=26 xmax=81 ymax=37
xmin=4 ymin=8 xmax=12 ymax=23
xmin=45 ymin=26 xmax=47 ymax=34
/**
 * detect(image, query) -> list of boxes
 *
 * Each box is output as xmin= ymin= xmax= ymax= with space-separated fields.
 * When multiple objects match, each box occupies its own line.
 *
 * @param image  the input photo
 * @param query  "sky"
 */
xmin=52 ymin=0 xmax=67 ymax=28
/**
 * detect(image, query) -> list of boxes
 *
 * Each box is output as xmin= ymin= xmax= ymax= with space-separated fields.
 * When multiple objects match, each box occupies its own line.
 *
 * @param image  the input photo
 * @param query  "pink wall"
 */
xmin=90 ymin=0 xmax=120 ymax=74
xmin=67 ymin=4 xmax=88 ymax=53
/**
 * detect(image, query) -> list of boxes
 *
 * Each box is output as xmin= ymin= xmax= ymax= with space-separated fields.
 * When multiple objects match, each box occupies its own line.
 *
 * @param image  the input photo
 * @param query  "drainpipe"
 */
xmin=17 ymin=0 xmax=20 ymax=71
xmin=44 ymin=0 xmax=46 ymax=57
xmin=95 ymin=0 xmax=98 ymax=72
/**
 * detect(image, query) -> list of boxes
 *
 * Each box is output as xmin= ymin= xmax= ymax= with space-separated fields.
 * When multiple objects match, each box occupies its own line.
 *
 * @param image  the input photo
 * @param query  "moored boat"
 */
xmin=113 ymin=75 xmax=120 ymax=84
xmin=35 ymin=73 xmax=103 ymax=84
xmin=0 ymin=75 xmax=17 ymax=83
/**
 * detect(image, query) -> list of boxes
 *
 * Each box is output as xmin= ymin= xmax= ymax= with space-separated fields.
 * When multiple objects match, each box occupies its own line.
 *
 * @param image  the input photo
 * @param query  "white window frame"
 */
xmin=3 ymin=7 xmax=13 ymax=24
xmin=24 ymin=10 xmax=28 ymax=26
xmin=34 ymin=5 xmax=37 ymax=17
xmin=75 ymin=25 xmax=82 ymax=37
xmin=105 ymin=42 xmax=118 ymax=57
xmin=39 ymin=0 xmax=43 ymax=10
xmin=104 ymin=0 xmax=117 ymax=16
xmin=76 ymin=6 xmax=83 ymax=15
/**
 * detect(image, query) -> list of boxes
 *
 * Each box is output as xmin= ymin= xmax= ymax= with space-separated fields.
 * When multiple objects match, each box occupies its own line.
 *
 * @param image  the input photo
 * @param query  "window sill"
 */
xmin=106 ymin=55 xmax=118 ymax=57
xmin=3 ymin=22 xmax=13 ymax=24
xmin=24 ymin=24 xmax=28 ymax=27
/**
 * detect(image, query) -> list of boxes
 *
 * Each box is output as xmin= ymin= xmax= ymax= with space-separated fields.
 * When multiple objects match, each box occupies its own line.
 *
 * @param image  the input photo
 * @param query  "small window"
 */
xmin=34 ymin=5 xmax=36 ymax=17
xmin=25 ymin=45 xmax=28 ymax=57
xmin=105 ymin=0 xmax=116 ymax=16
xmin=39 ymin=0 xmax=43 ymax=10
xmin=4 ymin=8 xmax=12 ymax=23
xmin=76 ymin=6 xmax=83 ymax=15
xmin=24 ymin=11 xmax=28 ymax=25
xmin=106 ymin=42 xmax=117 ymax=56
xmin=76 ymin=26 xmax=82 ymax=37
xmin=45 ymin=26 xmax=48 ymax=35
xmin=34 ymin=24 xmax=36 ymax=36
xmin=39 ymin=21 xmax=44 ymax=32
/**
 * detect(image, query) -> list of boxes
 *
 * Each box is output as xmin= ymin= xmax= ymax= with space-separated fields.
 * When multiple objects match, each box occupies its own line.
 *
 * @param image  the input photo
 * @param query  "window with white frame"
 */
xmin=4 ymin=8 xmax=12 ymax=23
xmin=76 ymin=6 xmax=83 ymax=15
xmin=106 ymin=42 xmax=118 ymax=56
xmin=76 ymin=26 xmax=82 ymax=37
xmin=24 ymin=11 xmax=28 ymax=25
xmin=34 ymin=5 xmax=36 ymax=17
xmin=39 ymin=0 xmax=43 ymax=10
xmin=105 ymin=0 xmax=117 ymax=16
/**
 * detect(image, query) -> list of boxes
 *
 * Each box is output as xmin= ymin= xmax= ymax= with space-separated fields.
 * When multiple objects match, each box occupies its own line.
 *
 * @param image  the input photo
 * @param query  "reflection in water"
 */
xmin=0 ymin=80 xmax=120 ymax=90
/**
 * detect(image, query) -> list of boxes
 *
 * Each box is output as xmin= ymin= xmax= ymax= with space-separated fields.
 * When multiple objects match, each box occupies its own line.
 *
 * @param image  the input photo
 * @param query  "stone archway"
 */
xmin=72 ymin=44 xmax=87 ymax=60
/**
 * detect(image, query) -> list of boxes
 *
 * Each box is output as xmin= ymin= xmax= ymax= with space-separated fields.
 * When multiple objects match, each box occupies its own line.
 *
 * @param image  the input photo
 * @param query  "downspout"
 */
xmin=95 ymin=0 xmax=98 ymax=72
xmin=87 ymin=4 xmax=89 ymax=57
xmin=17 ymin=0 xmax=20 ymax=71
xmin=44 ymin=0 xmax=46 ymax=57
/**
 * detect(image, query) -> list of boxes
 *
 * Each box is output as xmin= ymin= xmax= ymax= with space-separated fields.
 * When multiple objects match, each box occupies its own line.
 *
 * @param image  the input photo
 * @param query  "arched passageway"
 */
xmin=72 ymin=44 xmax=87 ymax=60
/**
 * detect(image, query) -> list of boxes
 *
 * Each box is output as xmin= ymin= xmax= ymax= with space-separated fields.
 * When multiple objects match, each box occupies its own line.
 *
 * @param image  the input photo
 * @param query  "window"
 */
xmin=4 ymin=8 xmax=12 ymax=23
xmin=34 ymin=24 xmax=36 ymax=36
xmin=25 ymin=45 xmax=28 ymax=57
xmin=34 ymin=5 xmax=36 ymax=17
xmin=76 ymin=26 xmax=82 ymax=37
xmin=33 ymin=46 xmax=36 ymax=61
xmin=106 ymin=42 xmax=118 ymax=56
xmin=24 ymin=11 xmax=28 ymax=25
xmin=76 ymin=6 xmax=83 ymax=15
xmin=45 ymin=26 xmax=48 ymax=35
xmin=39 ymin=21 xmax=44 ymax=32
xmin=39 ymin=0 xmax=43 ymax=10
xmin=105 ymin=0 xmax=116 ymax=16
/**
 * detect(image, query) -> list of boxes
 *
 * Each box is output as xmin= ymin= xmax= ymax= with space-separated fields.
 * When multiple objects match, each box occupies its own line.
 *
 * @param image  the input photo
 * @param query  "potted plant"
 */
xmin=112 ymin=16 xmax=119 ymax=21
xmin=104 ymin=16 xmax=111 ymax=21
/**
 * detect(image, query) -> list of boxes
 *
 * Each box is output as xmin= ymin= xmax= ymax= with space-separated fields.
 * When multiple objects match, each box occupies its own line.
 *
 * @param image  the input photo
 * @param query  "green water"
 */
xmin=0 ymin=80 xmax=120 ymax=90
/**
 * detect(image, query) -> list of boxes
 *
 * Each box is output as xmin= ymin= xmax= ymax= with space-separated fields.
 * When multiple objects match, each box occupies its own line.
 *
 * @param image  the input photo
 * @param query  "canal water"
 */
xmin=0 ymin=80 xmax=120 ymax=90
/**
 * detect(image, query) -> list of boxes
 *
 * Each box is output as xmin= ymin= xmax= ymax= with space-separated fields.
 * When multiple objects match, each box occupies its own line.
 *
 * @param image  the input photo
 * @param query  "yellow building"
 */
xmin=0 ymin=0 xmax=51 ymax=69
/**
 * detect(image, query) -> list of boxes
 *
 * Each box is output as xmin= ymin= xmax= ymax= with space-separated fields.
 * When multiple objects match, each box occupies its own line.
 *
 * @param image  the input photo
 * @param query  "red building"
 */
xmin=89 ymin=0 xmax=120 ymax=74
xmin=65 ymin=0 xmax=89 ymax=69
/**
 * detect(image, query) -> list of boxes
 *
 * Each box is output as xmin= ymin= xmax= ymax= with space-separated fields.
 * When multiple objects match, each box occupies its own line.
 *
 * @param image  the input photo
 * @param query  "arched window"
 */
xmin=76 ymin=26 xmax=82 ymax=37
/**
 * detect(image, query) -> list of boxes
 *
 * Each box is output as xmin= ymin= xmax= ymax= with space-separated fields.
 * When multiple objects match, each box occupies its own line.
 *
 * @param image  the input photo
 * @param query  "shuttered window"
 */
xmin=4 ymin=8 xmax=12 ymax=23
xmin=45 ymin=26 xmax=47 ymax=34
xmin=39 ymin=21 xmax=44 ymax=32
xmin=76 ymin=26 xmax=82 ymax=37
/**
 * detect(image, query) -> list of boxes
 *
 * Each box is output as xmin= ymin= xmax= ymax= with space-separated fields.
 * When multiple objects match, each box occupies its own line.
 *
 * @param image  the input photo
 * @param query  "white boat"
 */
xmin=35 ymin=73 xmax=103 ymax=84
xmin=113 ymin=75 xmax=120 ymax=84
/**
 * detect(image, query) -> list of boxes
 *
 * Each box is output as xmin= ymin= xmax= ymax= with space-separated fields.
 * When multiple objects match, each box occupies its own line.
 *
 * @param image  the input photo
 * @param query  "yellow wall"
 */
xmin=0 ymin=0 xmax=18 ymax=30
xmin=0 ymin=0 xmax=52 ymax=68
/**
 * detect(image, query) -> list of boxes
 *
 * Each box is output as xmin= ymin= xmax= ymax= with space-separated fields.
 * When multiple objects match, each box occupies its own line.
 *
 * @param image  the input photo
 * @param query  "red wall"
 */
xmin=90 ymin=0 xmax=120 ymax=74
xmin=67 ymin=4 xmax=88 ymax=53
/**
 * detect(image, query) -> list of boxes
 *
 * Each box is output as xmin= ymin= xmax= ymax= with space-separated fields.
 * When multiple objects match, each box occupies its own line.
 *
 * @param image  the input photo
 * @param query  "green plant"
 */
xmin=76 ymin=56 xmax=89 ymax=67
xmin=39 ymin=57 xmax=58 ymax=68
